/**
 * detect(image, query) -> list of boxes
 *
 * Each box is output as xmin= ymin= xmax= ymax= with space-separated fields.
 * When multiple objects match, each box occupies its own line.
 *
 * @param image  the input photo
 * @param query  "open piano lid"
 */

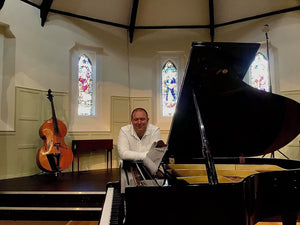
xmin=167 ymin=42 xmax=300 ymax=163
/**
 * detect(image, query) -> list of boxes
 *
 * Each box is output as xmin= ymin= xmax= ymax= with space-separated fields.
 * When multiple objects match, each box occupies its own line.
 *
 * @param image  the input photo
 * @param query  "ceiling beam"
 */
xmin=128 ymin=0 xmax=139 ymax=43
xmin=20 ymin=0 xmax=299 ymax=37
xmin=215 ymin=6 xmax=300 ymax=28
xmin=0 ymin=0 xmax=5 ymax=10
xmin=208 ymin=0 xmax=215 ymax=42
xmin=40 ymin=0 xmax=53 ymax=27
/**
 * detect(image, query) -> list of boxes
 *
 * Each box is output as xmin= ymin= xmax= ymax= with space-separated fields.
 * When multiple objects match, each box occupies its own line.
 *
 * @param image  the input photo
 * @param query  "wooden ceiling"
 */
xmin=19 ymin=0 xmax=300 ymax=42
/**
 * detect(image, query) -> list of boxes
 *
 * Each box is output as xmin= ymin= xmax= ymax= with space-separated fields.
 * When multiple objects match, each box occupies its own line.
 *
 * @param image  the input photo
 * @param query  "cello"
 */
xmin=36 ymin=89 xmax=73 ymax=173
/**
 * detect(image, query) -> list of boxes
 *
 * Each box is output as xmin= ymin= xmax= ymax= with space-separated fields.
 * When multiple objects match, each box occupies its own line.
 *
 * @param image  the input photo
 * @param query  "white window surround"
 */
xmin=153 ymin=51 xmax=186 ymax=130
xmin=69 ymin=42 xmax=104 ymax=132
xmin=0 ymin=22 xmax=16 ymax=131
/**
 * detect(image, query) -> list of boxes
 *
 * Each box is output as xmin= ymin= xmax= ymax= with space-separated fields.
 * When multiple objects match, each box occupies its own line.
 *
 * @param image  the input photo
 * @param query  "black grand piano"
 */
xmin=100 ymin=42 xmax=300 ymax=225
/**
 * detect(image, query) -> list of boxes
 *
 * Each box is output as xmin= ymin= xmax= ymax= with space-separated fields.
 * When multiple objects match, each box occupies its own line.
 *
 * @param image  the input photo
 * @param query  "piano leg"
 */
xmin=282 ymin=213 xmax=298 ymax=225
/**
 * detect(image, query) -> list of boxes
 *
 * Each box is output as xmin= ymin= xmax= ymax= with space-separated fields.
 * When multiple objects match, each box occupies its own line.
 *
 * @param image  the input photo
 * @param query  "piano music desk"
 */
xmin=71 ymin=139 xmax=113 ymax=172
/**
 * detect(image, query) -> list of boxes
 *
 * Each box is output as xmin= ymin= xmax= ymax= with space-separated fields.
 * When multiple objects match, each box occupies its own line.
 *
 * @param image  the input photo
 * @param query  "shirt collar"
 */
xmin=130 ymin=124 xmax=149 ymax=139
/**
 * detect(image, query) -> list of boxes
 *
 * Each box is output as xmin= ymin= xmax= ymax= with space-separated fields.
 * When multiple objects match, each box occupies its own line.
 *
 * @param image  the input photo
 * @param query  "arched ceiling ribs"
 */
xmin=40 ymin=0 xmax=53 ymax=26
xmin=18 ymin=0 xmax=300 ymax=44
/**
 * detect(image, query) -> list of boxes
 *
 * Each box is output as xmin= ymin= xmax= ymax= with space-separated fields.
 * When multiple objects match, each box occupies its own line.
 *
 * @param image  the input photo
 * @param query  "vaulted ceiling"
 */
xmin=19 ymin=0 xmax=300 ymax=42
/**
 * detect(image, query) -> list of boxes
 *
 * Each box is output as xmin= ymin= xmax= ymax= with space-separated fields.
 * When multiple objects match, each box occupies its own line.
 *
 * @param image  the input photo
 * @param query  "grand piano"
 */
xmin=100 ymin=42 xmax=300 ymax=225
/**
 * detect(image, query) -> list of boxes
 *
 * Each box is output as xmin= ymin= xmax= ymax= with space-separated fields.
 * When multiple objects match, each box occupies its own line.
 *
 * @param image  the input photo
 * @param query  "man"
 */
xmin=117 ymin=108 xmax=161 ymax=161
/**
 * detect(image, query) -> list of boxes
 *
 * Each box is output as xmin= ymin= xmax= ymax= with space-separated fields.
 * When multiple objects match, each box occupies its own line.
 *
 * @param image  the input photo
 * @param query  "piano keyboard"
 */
xmin=99 ymin=184 xmax=123 ymax=225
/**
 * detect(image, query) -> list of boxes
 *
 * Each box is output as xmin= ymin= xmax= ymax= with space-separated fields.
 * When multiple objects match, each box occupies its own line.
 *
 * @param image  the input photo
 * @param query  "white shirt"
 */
xmin=117 ymin=124 xmax=161 ymax=161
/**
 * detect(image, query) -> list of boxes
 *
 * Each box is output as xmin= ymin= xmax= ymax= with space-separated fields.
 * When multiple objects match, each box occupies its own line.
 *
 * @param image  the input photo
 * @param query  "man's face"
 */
xmin=131 ymin=110 xmax=149 ymax=136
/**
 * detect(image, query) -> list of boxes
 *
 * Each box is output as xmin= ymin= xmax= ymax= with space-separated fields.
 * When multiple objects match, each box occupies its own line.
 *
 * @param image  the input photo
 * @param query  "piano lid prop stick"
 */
xmin=192 ymin=89 xmax=218 ymax=185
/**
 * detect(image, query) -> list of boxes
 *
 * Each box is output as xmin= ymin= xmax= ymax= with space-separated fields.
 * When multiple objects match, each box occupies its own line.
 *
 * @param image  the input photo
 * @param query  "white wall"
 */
xmin=128 ymin=29 xmax=210 ymax=129
xmin=1 ymin=0 xmax=299 ymax=132
xmin=0 ymin=22 xmax=15 ymax=131
xmin=0 ymin=0 xmax=131 ymax=132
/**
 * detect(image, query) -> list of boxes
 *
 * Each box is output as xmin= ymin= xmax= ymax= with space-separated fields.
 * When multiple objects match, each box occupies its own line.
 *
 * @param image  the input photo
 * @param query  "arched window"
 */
xmin=249 ymin=52 xmax=270 ymax=92
xmin=162 ymin=60 xmax=178 ymax=117
xmin=78 ymin=54 xmax=96 ymax=116
xmin=70 ymin=43 xmax=104 ymax=131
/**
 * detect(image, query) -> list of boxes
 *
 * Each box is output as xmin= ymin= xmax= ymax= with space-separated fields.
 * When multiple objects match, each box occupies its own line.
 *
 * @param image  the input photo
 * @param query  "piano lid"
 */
xmin=167 ymin=42 xmax=300 ymax=163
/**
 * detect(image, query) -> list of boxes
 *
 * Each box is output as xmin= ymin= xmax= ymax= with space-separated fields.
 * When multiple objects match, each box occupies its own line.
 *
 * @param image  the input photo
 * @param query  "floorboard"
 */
xmin=0 ymin=169 xmax=119 ymax=192
xmin=0 ymin=169 xmax=120 ymax=222
xmin=0 ymin=221 xmax=99 ymax=225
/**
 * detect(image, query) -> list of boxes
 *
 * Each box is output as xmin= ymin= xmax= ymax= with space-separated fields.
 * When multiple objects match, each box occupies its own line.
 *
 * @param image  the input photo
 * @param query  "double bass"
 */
xmin=36 ymin=89 xmax=73 ymax=173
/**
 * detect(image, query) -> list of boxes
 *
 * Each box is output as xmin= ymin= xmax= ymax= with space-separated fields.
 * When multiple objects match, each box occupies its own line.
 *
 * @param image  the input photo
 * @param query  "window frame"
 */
xmin=69 ymin=43 xmax=104 ymax=132
xmin=153 ymin=51 xmax=186 ymax=130
xmin=161 ymin=59 xmax=179 ymax=117
xmin=244 ymin=42 xmax=277 ymax=93
xmin=0 ymin=22 xmax=15 ymax=131
xmin=249 ymin=52 xmax=270 ymax=92
xmin=77 ymin=53 xmax=96 ymax=116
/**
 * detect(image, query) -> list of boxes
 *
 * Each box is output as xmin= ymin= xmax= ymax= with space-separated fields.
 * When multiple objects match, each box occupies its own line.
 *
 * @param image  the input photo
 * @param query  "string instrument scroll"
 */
xmin=36 ymin=89 xmax=73 ymax=173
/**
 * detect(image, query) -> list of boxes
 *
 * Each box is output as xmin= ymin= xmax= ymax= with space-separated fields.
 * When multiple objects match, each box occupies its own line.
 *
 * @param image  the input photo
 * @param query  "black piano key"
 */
xmin=109 ymin=184 xmax=123 ymax=225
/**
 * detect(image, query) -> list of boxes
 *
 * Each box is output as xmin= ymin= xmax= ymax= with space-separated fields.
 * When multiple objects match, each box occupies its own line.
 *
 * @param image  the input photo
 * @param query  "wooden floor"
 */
xmin=0 ymin=222 xmax=98 ymax=225
xmin=0 ymin=221 xmax=299 ymax=225
xmin=0 ymin=169 xmax=298 ymax=225
xmin=0 ymin=169 xmax=120 ymax=223
xmin=0 ymin=168 xmax=120 ymax=192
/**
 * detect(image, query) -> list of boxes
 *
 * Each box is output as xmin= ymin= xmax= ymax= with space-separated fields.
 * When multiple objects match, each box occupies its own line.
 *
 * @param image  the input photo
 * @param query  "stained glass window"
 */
xmin=249 ymin=53 xmax=270 ymax=92
xmin=162 ymin=60 xmax=178 ymax=117
xmin=78 ymin=54 xmax=95 ymax=116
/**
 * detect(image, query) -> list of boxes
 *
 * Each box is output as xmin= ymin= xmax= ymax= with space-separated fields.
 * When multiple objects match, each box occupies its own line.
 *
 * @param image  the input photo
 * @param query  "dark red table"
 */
xmin=71 ymin=139 xmax=113 ymax=172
